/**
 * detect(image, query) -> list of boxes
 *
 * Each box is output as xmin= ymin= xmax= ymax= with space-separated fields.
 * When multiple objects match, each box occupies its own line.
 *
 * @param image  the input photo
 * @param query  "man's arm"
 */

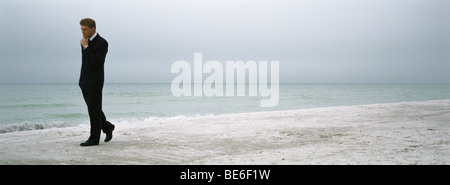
xmin=82 ymin=41 xmax=108 ymax=67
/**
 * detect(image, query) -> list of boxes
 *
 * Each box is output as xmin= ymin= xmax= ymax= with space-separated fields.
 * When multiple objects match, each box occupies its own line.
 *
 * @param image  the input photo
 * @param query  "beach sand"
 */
xmin=0 ymin=100 xmax=449 ymax=165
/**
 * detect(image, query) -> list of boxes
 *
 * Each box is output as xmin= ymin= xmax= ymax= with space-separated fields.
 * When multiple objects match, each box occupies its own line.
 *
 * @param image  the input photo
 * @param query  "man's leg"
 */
xmin=101 ymin=111 xmax=112 ymax=132
xmin=101 ymin=111 xmax=115 ymax=142
xmin=82 ymin=89 xmax=103 ymax=143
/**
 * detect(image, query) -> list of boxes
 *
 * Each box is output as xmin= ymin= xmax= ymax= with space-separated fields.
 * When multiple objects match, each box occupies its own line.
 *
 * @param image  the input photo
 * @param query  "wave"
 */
xmin=0 ymin=103 xmax=76 ymax=109
xmin=0 ymin=113 xmax=217 ymax=134
xmin=44 ymin=113 xmax=85 ymax=119
xmin=0 ymin=122 xmax=71 ymax=134
xmin=2 ymin=99 xmax=450 ymax=134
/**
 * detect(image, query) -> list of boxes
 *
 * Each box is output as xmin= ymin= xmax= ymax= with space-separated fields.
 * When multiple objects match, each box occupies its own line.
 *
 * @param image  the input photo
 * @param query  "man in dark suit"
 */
xmin=79 ymin=18 xmax=115 ymax=146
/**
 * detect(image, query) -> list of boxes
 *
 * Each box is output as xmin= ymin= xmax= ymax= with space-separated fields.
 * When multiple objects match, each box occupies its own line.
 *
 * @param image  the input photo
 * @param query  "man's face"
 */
xmin=81 ymin=25 xmax=95 ymax=38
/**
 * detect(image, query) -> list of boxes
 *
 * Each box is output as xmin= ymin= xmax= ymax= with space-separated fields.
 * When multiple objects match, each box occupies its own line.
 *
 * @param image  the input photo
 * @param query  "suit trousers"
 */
xmin=80 ymin=87 xmax=109 ymax=142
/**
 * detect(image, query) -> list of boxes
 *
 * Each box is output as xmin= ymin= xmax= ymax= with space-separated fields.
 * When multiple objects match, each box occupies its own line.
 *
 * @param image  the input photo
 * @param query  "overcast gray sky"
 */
xmin=0 ymin=0 xmax=449 ymax=83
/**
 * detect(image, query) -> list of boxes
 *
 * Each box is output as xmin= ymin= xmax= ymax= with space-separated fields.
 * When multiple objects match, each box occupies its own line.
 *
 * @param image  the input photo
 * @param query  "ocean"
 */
xmin=1 ymin=83 xmax=449 ymax=133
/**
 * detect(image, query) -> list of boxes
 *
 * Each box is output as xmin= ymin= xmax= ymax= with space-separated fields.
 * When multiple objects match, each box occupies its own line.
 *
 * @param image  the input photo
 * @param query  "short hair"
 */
xmin=80 ymin=18 xmax=96 ymax=28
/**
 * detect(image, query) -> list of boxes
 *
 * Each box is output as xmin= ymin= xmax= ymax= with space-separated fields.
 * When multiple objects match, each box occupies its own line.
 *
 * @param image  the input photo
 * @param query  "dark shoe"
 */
xmin=80 ymin=139 xmax=99 ymax=146
xmin=104 ymin=124 xmax=115 ymax=142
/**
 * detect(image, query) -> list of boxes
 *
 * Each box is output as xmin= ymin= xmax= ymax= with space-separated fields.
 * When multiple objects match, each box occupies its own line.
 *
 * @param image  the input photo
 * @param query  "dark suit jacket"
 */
xmin=79 ymin=33 xmax=108 ymax=92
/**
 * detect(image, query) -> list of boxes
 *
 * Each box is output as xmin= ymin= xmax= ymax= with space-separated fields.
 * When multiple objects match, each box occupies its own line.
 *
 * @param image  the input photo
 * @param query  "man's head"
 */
xmin=80 ymin=18 xmax=96 ymax=39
